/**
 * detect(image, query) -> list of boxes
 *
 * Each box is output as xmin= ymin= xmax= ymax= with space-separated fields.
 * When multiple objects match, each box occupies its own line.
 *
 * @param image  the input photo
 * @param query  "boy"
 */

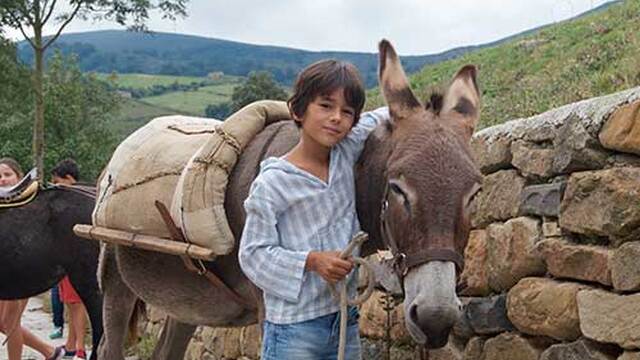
xmin=239 ymin=60 xmax=388 ymax=359
xmin=50 ymin=159 xmax=88 ymax=360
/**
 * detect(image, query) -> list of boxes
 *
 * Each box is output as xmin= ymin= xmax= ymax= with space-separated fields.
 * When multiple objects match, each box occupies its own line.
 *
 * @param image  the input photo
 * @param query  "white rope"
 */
xmin=329 ymin=232 xmax=376 ymax=360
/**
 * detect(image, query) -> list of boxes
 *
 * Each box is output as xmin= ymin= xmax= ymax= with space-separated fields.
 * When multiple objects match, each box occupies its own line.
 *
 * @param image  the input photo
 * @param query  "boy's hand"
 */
xmin=306 ymin=251 xmax=354 ymax=284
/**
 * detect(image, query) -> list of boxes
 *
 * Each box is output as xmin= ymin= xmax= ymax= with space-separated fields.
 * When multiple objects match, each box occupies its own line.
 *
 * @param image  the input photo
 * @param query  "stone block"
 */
xmin=552 ymin=114 xmax=610 ymax=174
xmin=482 ymin=332 xmax=553 ymax=360
xmin=463 ymin=337 xmax=485 ymax=360
xmin=540 ymin=338 xmax=618 ymax=360
xmin=486 ymin=217 xmax=546 ymax=292
xmin=511 ymin=140 xmax=556 ymax=179
xmin=578 ymin=289 xmax=640 ymax=349
xmin=542 ymin=221 xmax=562 ymax=237
xmin=465 ymin=294 xmax=515 ymax=335
xmin=611 ymin=241 xmax=640 ymax=292
xmin=427 ymin=336 xmax=464 ymax=360
xmin=507 ymin=277 xmax=590 ymax=341
xmin=606 ymin=153 xmax=640 ymax=168
xmin=471 ymin=133 xmax=513 ymax=174
xmin=560 ymin=167 xmax=640 ymax=245
xmin=471 ymin=170 xmax=526 ymax=228
xmin=519 ymin=182 xmax=566 ymax=217
xmin=537 ymin=238 xmax=612 ymax=286
xmin=599 ymin=100 xmax=640 ymax=155
xmin=460 ymin=230 xmax=490 ymax=296
xmin=359 ymin=290 xmax=409 ymax=342
xmin=619 ymin=352 xmax=640 ymax=360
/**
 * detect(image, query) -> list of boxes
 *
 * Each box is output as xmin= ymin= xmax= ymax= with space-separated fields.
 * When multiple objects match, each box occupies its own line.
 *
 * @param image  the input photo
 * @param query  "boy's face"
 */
xmin=51 ymin=174 xmax=76 ymax=186
xmin=294 ymin=88 xmax=355 ymax=149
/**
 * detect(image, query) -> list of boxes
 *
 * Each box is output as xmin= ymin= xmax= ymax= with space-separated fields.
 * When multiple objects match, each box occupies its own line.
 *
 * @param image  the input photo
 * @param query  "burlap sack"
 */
xmin=93 ymin=100 xmax=291 ymax=255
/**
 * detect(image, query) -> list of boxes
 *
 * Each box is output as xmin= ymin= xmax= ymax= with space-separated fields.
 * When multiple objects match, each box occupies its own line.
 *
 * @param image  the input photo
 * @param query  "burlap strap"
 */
xmin=171 ymin=100 xmax=291 ymax=253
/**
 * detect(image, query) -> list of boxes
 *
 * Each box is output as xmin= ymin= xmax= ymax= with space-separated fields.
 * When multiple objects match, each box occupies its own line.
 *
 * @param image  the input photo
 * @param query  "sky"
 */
xmin=3 ymin=0 xmax=615 ymax=55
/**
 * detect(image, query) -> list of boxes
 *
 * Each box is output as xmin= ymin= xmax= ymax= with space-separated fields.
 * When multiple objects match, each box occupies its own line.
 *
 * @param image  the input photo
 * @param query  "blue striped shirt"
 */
xmin=239 ymin=107 xmax=389 ymax=324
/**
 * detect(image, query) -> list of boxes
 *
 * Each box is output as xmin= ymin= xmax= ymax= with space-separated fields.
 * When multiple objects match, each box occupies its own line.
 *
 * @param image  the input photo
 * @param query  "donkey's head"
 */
xmin=378 ymin=40 xmax=482 ymax=348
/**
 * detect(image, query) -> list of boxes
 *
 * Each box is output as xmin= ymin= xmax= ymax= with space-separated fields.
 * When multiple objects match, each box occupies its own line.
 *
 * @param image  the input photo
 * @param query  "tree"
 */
xmin=229 ymin=71 xmax=288 ymax=113
xmin=0 ymin=0 xmax=188 ymax=179
xmin=0 ymin=35 xmax=32 ymax=117
xmin=0 ymin=51 xmax=121 ymax=181
xmin=205 ymin=102 xmax=231 ymax=120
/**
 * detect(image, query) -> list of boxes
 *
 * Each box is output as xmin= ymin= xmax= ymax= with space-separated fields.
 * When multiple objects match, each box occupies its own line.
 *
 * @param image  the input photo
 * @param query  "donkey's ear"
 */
xmin=378 ymin=39 xmax=422 ymax=122
xmin=441 ymin=65 xmax=481 ymax=139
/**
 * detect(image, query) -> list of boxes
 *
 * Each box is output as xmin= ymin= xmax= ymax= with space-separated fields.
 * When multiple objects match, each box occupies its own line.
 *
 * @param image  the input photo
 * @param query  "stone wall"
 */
xmin=454 ymin=85 xmax=640 ymax=360
xmin=140 ymin=86 xmax=640 ymax=359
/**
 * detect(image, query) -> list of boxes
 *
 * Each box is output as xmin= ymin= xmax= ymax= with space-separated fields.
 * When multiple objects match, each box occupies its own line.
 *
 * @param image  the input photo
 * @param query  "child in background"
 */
xmin=50 ymin=159 xmax=88 ymax=360
xmin=239 ymin=60 xmax=388 ymax=359
xmin=0 ymin=157 xmax=64 ymax=360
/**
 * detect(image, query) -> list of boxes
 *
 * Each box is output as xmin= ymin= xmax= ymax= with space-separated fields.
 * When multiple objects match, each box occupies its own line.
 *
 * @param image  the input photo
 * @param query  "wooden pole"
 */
xmin=73 ymin=224 xmax=217 ymax=261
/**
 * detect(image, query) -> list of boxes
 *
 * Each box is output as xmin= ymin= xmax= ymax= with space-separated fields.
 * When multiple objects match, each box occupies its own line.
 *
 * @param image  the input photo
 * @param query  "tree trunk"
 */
xmin=32 ymin=4 xmax=45 ymax=180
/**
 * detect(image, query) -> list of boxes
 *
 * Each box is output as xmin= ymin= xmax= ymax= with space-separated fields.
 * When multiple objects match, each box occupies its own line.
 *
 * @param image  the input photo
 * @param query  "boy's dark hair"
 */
xmin=51 ymin=158 xmax=79 ymax=181
xmin=288 ymin=60 xmax=365 ymax=128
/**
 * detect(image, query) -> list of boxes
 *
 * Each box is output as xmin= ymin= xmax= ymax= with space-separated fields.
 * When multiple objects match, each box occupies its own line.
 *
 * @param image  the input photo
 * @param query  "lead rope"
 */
xmin=328 ymin=232 xmax=376 ymax=360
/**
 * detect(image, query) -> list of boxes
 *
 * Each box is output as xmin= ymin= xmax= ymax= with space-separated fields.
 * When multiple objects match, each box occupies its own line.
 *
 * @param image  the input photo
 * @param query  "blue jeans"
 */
xmin=51 ymin=285 xmax=64 ymax=328
xmin=261 ymin=306 xmax=361 ymax=360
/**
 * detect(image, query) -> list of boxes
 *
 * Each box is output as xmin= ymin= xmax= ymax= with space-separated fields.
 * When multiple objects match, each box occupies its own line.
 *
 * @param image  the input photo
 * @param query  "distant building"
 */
xmin=115 ymin=90 xmax=132 ymax=98
xmin=208 ymin=71 xmax=224 ymax=81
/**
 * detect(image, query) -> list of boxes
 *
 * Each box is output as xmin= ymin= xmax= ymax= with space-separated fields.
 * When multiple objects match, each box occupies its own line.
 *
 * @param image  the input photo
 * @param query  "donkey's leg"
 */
xmin=150 ymin=317 xmax=197 ymax=360
xmin=97 ymin=245 xmax=139 ymax=360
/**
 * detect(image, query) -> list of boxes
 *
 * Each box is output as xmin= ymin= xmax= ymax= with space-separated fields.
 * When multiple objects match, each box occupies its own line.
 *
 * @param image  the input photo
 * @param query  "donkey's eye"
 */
xmin=389 ymin=182 xmax=411 ymax=213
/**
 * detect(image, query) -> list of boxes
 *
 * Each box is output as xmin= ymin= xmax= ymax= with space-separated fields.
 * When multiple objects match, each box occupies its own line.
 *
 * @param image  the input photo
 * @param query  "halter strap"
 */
xmin=379 ymin=185 xmax=465 ymax=278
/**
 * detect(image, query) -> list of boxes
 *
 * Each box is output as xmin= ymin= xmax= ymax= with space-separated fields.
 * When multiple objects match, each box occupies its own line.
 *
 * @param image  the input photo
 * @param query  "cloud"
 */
xmin=3 ymin=0 xmax=614 ymax=55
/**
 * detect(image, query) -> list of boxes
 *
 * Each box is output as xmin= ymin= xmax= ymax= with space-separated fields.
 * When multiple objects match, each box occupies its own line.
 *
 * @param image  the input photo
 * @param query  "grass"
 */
xmin=111 ymin=98 xmax=184 ymax=138
xmin=104 ymin=74 xmax=242 ymax=139
xmin=139 ymin=82 xmax=239 ymax=115
xmin=95 ymin=72 xmax=236 ymax=89
xmin=366 ymin=0 xmax=640 ymax=129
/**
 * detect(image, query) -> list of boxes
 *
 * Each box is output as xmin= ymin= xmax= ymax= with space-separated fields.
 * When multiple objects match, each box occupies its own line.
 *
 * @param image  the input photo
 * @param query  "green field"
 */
xmin=366 ymin=0 xmax=640 ymax=129
xmin=96 ymin=72 xmax=218 ymax=89
xmin=112 ymin=98 xmax=181 ymax=137
xmin=139 ymin=82 xmax=239 ymax=115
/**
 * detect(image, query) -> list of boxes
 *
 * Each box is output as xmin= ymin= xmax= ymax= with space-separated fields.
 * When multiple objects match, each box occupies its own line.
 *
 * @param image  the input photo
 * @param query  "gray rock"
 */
xmin=611 ymin=241 xmax=640 ymax=292
xmin=465 ymin=295 xmax=515 ymax=336
xmin=540 ymin=338 xmax=618 ymax=360
xmin=552 ymin=114 xmax=610 ymax=174
xmin=519 ymin=182 xmax=566 ymax=217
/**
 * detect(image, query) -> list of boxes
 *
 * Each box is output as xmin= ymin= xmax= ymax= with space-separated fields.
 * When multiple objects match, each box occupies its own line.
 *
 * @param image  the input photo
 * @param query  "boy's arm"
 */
xmin=238 ymin=181 xmax=309 ymax=303
xmin=341 ymin=107 xmax=390 ymax=160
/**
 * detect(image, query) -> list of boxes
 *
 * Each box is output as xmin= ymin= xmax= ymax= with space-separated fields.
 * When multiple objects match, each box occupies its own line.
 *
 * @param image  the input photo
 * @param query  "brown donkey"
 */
xmin=97 ymin=39 xmax=481 ymax=359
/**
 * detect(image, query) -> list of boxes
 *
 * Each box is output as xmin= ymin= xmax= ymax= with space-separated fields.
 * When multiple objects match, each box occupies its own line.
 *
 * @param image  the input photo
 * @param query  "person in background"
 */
xmin=50 ymin=159 xmax=88 ymax=360
xmin=0 ymin=157 xmax=64 ymax=360
xmin=49 ymin=279 xmax=64 ymax=339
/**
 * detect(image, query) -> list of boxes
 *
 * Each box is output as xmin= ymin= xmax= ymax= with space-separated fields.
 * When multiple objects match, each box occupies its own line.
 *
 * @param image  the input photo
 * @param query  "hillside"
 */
xmin=16 ymin=2 xmax=617 ymax=89
xmin=367 ymin=0 xmax=639 ymax=129
xmin=96 ymin=72 xmax=243 ymax=116
xmin=17 ymin=30 xmax=476 ymax=88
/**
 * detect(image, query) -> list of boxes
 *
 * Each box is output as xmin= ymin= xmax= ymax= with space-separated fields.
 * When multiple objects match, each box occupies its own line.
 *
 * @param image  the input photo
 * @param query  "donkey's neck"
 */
xmin=355 ymin=126 xmax=393 ymax=257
